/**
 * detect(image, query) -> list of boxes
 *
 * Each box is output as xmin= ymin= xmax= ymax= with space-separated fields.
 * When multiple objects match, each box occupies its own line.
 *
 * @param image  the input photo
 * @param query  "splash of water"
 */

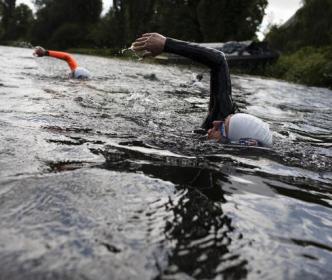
xmin=121 ymin=46 xmax=149 ymax=61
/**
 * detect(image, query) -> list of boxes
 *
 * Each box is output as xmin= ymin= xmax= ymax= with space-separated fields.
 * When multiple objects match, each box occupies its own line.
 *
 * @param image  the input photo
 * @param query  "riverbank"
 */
xmin=69 ymin=46 xmax=332 ymax=89
xmin=259 ymin=46 xmax=332 ymax=89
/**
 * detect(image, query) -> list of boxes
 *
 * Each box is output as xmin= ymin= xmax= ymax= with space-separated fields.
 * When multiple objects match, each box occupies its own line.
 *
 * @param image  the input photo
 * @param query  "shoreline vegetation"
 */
xmin=263 ymin=0 xmax=332 ymax=89
xmin=263 ymin=46 xmax=332 ymax=89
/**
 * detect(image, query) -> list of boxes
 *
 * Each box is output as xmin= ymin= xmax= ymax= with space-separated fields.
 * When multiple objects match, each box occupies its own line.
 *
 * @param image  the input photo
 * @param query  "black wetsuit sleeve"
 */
xmin=164 ymin=37 xmax=237 ymax=129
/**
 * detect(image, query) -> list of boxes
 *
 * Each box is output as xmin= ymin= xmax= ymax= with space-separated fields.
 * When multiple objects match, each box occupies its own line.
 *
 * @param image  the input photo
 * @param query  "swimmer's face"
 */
xmin=207 ymin=121 xmax=223 ymax=142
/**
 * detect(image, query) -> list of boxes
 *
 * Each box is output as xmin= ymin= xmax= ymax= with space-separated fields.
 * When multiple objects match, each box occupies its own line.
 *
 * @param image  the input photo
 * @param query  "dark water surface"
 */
xmin=0 ymin=46 xmax=331 ymax=279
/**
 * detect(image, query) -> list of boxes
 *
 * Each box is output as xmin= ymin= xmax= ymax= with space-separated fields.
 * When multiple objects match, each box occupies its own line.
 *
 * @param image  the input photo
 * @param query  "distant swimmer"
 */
xmin=131 ymin=33 xmax=273 ymax=147
xmin=33 ymin=47 xmax=90 ymax=79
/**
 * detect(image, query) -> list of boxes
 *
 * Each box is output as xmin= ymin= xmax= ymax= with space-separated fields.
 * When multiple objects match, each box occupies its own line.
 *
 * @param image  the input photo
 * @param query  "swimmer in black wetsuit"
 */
xmin=132 ymin=33 xmax=273 ymax=147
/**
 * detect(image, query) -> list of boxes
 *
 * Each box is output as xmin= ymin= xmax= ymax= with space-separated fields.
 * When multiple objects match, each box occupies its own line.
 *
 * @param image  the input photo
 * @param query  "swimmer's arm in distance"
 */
xmin=47 ymin=51 xmax=78 ymax=71
xmin=34 ymin=46 xmax=78 ymax=71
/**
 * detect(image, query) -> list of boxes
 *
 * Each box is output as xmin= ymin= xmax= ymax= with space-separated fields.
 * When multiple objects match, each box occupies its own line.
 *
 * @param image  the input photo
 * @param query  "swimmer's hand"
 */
xmin=33 ymin=46 xmax=47 ymax=57
xmin=132 ymin=33 xmax=166 ymax=58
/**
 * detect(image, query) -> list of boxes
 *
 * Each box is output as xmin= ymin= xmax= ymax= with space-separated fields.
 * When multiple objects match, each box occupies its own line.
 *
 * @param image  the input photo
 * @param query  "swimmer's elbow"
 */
xmin=213 ymin=51 xmax=227 ymax=67
xmin=63 ymin=53 xmax=74 ymax=61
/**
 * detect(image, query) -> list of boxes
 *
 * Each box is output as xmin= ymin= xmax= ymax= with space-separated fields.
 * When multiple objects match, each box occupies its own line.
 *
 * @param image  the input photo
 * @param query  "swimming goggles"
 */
xmin=219 ymin=122 xmax=227 ymax=138
xmin=219 ymin=122 xmax=259 ymax=146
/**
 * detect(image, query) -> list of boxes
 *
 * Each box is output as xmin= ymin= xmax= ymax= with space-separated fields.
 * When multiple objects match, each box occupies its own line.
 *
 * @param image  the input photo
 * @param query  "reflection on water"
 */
xmin=0 ymin=45 xmax=331 ymax=279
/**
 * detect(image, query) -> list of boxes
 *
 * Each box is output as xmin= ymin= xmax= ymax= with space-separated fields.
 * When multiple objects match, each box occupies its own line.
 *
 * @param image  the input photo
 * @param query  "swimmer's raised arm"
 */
xmin=46 ymin=51 xmax=78 ymax=71
xmin=33 ymin=47 xmax=78 ymax=71
xmin=132 ymin=33 xmax=236 ymax=129
xmin=133 ymin=33 xmax=228 ymax=68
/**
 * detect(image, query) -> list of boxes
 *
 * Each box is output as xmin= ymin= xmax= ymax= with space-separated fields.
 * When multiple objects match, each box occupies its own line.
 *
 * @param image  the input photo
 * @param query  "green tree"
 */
xmin=124 ymin=0 xmax=156 ymax=41
xmin=102 ymin=0 xmax=156 ymax=47
xmin=31 ymin=0 xmax=102 ymax=48
xmin=151 ymin=0 xmax=203 ymax=41
xmin=10 ymin=4 xmax=34 ymax=40
xmin=0 ymin=0 xmax=16 ymax=40
xmin=90 ymin=0 xmax=157 ymax=48
xmin=197 ymin=0 xmax=267 ymax=42
xmin=0 ymin=1 xmax=33 ymax=42
xmin=266 ymin=0 xmax=332 ymax=52
xmin=100 ymin=0 xmax=268 ymax=48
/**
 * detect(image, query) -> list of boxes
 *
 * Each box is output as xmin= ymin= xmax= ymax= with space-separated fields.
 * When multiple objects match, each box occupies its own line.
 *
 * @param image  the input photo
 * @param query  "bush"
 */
xmin=48 ymin=23 xmax=85 ymax=49
xmin=67 ymin=48 xmax=121 ymax=57
xmin=265 ymin=46 xmax=332 ymax=88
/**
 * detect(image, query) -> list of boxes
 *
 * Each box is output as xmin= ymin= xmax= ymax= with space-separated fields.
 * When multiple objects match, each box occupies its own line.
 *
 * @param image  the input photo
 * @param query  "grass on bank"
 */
xmin=67 ymin=48 xmax=120 ymax=58
xmin=263 ymin=46 xmax=332 ymax=88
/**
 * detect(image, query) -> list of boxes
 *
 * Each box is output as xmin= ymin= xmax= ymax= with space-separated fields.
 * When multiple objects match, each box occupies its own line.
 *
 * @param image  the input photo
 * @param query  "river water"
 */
xmin=0 ymin=46 xmax=331 ymax=279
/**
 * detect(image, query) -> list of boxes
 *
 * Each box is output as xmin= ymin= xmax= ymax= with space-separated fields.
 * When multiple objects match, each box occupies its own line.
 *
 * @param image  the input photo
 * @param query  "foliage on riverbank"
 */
xmin=266 ymin=0 xmax=332 ymax=53
xmin=0 ymin=0 xmax=268 ymax=50
xmin=264 ymin=47 xmax=332 ymax=88
xmin=67 ymin=48 xmax=119 ymax=58
xmin=263 ymin=0 xmax=332 ymax=88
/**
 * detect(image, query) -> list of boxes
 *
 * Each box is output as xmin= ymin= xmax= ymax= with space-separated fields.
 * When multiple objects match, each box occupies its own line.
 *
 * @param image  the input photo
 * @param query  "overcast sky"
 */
xmin=259 ymin=0 xmax=302 ymax=38
xmin=17 ymin=0 xmax=302 ymax=39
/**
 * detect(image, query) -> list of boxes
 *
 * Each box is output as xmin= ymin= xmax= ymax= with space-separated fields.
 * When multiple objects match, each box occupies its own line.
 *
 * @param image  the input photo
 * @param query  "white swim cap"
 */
xmin=228 ymin=113 xmax=273 ymax=147
xmin=73 ymin=67 xmax=90 ymax=79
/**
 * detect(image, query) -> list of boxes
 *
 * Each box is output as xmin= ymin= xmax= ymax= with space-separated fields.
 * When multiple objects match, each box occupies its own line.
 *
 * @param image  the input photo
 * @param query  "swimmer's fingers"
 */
xmin=132 ymin=40 xmax=147 ymax=48
xmin=33 ymin=46 xmax=46 ymax=57
xmin=134 ymin=41 xmax=155 ymax=52
xmin=133 ymin=34 xmax=151 ymax=45
xmin=142 ymin=33 xmax=165 ymax=40
xmin=134 ymin=37 xmax=148 ymax=43
xmin=132 ymin=44 xmax=147 ymax=52
xmin=141 ymin=33 xmax=154 ymax=37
